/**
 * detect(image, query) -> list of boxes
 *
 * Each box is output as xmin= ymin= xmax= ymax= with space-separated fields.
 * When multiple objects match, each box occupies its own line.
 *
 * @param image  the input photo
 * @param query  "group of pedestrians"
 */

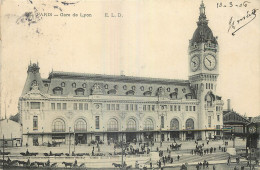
xmin=195 ymin=160 xmax=209 ymax=170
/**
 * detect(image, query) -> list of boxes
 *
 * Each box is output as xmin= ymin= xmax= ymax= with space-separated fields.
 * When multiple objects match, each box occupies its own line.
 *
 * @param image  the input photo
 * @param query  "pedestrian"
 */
xmin=177 ymin=155 xmax=180 ymax=161
xmin=213 ymin=165 xmax=216 ymax=170
xmin=158 ymin=160 xmax=161 ymax=168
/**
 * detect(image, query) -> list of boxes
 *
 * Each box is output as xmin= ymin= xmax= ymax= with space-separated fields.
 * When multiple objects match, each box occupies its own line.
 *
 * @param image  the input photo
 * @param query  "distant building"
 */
xmin=19 ymin=2 xmax=224 ymax=146
xmin=223 ymin=99 xmax=250 ymax=137
xmin=0 ymin=119 xmax=22 ymax=147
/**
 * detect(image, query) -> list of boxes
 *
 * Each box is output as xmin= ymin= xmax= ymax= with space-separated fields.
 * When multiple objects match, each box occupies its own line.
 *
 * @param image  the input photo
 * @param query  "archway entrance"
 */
xmin=126 ymin=133 xmax=136 ymax=142
xmin=107 ymin=133 xmax=118 ymax=143
xmin=170 ymin=132 xmax=179 ymax=139
xmin=75 ymin=133 xmax=87 ymax=144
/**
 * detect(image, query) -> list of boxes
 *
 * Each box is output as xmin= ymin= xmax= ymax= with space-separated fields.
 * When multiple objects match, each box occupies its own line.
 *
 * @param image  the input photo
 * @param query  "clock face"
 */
xmin=191 ymin=56 xmax=200 ymax=72
xmin=204 ymin=55 xmax=216 ymax=70
xmin=249 ymin=126 xmax=256 ymax=134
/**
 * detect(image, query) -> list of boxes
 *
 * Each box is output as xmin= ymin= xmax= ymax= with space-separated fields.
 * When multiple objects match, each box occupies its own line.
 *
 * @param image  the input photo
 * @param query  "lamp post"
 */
xmin=69 ymin=127 xmax=71 ymax=155
xmin=2 ymin=135 xmax=4 ymax=169
xmin=249 ymin=137 xmax=252 ymax=170
xmin=232 ymin=134 xmax=235 ymax=148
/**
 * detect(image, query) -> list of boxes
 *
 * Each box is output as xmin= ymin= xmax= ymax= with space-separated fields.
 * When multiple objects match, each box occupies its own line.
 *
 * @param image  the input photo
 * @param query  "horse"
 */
xmin=18 ymin=160 xmax=27 ymax=166
xmin=51 ymin=163 xmax=57 ymax=167
xmin=43 ymin=153 xmax=49 ymax=156
xmin=54 ymin=153 xmax=63 ymax=156
xmin=62 ymin=162 xmax=73 ymax=168
xmin=35 ymin=161 xmax=45 ymax=167
xmin=112 ymin=163 xmax=122 ymax=168
xmin=79 ymin=163 xmax=85 ymax=168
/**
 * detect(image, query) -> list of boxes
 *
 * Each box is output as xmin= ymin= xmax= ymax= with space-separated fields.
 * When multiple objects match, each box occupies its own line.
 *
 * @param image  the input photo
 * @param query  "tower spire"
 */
xmin=198 ymin=0 xmax=208 ymax=25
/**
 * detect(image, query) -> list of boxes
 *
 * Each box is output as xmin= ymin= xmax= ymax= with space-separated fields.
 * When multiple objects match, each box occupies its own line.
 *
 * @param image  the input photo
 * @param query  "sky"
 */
xmin=1 ymin=0 xmax=260 ymax=118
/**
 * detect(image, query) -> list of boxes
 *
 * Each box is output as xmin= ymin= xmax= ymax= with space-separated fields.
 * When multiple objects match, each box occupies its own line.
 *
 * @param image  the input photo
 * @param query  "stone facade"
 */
xmin=19 ymin=2 xmax=224 ymax=146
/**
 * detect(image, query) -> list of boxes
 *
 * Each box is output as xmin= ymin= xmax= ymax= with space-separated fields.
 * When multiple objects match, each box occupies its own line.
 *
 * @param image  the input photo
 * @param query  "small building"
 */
xmin=223 ymin=99 xmax=250 ymax=138
xmin=0 ymin=119 xmax=22 ymax=147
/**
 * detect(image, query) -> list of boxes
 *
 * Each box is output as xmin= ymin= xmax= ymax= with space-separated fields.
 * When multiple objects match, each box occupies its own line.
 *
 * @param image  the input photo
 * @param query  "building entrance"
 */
xmin=107 ymin=133 xmax=118 ymax=143
xmin=170 ymin=132 xmax=179 ymax=140
xmin=161 ymin=134 xmax=165 ymax=142
xmin=126 ymin=133 xmax=136 ymax=142
xmin=186 ymin=131 xmax=194 ymax=140
xmin=75 ymin=133 xmax=87 ymax=144
xmin=144 ymin=132 xmax=154 ymax=142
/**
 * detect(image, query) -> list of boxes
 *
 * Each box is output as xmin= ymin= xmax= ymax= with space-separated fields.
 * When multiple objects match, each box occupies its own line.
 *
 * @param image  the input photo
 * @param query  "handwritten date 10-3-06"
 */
xmin=217 ymin=1 xmax=250 ymax=8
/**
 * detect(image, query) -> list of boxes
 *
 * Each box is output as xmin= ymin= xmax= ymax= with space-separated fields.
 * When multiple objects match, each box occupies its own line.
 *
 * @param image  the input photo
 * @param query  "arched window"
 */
xmin=127 ymin=119 xmax=136 ymax=131
xmin=144 ymin=118 xmax=154 ymax=130
xmin=75 ymin=88 xmax=85 ymax=95
xmin=52 ymin=119 xmax=65 ymax=132
xmin=53 ymin=87 xmax=63 ymax=95
xmin=75 ymin=119 xmax=87 ymax=132
xmin=107 ymin=119 xmax=118 ymax=131
xmin=170 ymin=119 xmax=179 ymax=130
xmin=206 ymin=95 xmax=213 ymax=107
xmin=72 ymin=82 xmax=76 ymax=88
xmin=82 ymin=83 xmax=86 ymax=88
xmin=186 ymin=118 xmax=194 ymax=130
xmin=61 ymin=82 xmax=65 ymax=87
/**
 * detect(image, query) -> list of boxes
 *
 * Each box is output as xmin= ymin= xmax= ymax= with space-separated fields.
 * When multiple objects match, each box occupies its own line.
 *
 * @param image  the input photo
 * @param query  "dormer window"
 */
xmin=75 ymin=88 xmax=85 ymax=96
xmin=170 ymin=92 xmax=178 ymax=99
xmin=123 ymin=85 xmax=127 ymax=90
xmin=126 ymin=90 xmax=135 ymax=96
xmin=61 ymin=82 xmax=65 ymax=87
xmin=72 ymin=82 xmax=76 ymax=88
xmin=82 ymin=83 xmax=86 ymax=88
xmin=143 ymin=91 xmax=152 ymax=97
xmin=107 ymin=89 xmax=116 ymax=95
xmin=140 ymin=86 xmax=144 ymax=91
xmin=167 ymin=88 xmax=170 ymax=92
xmin=149 ymin=87 xmax=153 ymax=91
xmin=53 ymin=87 xmax=63 ymax=95
xmin=114 ymin=85 xmax=118 ymax=90
xmin=104 ymin=84 xmax=108 ymax=89
xmin=132 ymin=86 xmax=136 ymax=90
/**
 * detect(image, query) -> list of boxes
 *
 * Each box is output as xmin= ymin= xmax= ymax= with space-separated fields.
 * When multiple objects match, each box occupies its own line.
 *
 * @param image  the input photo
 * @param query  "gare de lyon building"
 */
xmin=19 ymin=2 xmax=224 ymax=146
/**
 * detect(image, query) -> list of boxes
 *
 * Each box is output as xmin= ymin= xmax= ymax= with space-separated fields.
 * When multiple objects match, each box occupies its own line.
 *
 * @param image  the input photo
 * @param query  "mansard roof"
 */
xmin=48 ymin=71 xmax=190 ymax=85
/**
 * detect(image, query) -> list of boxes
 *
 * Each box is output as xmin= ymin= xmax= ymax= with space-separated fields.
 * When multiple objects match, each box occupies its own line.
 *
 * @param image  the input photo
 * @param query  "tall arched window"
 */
xmin=127 ymin=119 xmax=136 ymax=131
xmin=186 ymin=118 xmax=194 ymax=130
xmin=170 ymin=118 xmax=179 ymax=130
xmin=75 ymin=119 xmax=87 ymax=132
xmin=52 ymin=119 xmax=65 ymax=132
xmin=144 ymin=118 xmax=154 ymax=130
xmin=107 ymin=118 xmax=118 ymax=131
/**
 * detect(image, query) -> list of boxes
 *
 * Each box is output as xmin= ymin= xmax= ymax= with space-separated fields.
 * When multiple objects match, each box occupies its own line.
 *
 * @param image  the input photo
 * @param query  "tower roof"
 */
xmin=190 ymin=1 xmax=218 ymax=45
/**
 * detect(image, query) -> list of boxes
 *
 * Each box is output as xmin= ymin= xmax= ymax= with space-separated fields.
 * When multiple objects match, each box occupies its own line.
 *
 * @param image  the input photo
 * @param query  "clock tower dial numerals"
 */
xmin=191 ymin=56 xmax=200 ymax=72
xmin=204 ymin=55 xmax=216 ymax=70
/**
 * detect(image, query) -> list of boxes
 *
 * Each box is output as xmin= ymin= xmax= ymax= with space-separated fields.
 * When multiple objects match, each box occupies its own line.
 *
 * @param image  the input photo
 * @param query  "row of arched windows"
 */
xmin=52 ymin=118 xmax=195 ymax=132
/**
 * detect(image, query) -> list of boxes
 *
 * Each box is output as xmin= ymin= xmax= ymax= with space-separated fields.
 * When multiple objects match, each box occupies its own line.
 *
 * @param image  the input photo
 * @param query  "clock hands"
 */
xmin=206 ymin=57 xmax=212 ymax=66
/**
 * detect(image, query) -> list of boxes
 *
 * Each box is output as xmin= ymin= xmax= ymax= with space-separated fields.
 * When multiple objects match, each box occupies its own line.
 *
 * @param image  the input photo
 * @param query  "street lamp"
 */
xmin=249 ymin=137 xmax=252 ymax=170
xmin=69 ymin=127 xmax=71 ymax=155
xmin=232 ymin=134 xmax=235 ymax=148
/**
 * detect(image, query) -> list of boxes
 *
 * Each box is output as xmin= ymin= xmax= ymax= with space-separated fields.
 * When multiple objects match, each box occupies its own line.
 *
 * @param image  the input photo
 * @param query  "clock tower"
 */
xmin=188 ymin=1 xmax=221 ymax=140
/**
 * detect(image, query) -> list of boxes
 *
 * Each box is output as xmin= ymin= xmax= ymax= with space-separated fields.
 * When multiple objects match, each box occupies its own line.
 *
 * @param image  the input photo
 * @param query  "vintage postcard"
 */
xmin=0 ymin=0 xmax=259 ymax=169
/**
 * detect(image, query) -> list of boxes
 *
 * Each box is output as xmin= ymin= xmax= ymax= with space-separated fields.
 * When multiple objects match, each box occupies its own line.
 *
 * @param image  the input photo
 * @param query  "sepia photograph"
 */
xmin=0 ymin=0 xmax=259 ymax=169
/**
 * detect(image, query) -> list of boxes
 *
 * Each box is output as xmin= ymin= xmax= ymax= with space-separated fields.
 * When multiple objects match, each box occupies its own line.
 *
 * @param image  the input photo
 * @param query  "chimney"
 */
xmin=227 ymin=99 xmax=231 ymax=111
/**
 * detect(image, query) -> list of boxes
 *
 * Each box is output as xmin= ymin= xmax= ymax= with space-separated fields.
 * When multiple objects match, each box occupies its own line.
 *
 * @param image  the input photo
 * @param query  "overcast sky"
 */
xmin=1 ymin=0 xmax=259 ymax=118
